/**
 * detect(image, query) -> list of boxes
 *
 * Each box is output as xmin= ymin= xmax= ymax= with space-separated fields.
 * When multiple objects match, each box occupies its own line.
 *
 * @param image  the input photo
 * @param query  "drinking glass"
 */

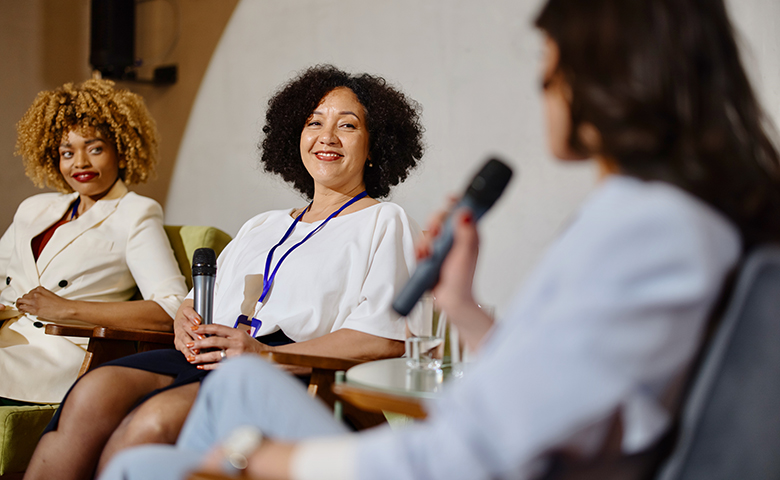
xmin=405 ymin=295 xmax=449 ymax=370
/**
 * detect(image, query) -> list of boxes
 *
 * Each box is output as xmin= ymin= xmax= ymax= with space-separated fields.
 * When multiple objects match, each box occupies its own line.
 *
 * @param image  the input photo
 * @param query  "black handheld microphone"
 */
xmin=192 ymin=247 xmax=217 ymax=325
xmin=392 ymin=158 xmax=513 ymax=316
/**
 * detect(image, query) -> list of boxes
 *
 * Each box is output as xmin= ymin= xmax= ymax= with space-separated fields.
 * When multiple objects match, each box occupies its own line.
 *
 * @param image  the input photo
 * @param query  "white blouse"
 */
xmin=197 ymin=202 xmax=421 ymax=342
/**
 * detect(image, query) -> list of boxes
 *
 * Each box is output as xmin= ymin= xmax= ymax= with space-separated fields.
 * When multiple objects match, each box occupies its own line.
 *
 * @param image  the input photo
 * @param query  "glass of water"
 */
xmin=405 ymin=295 xmax=447 ymax=370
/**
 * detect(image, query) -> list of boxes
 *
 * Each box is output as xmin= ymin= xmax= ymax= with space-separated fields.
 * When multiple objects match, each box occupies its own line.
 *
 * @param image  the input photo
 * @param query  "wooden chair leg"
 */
xmin=310 ymin=368 xmax=386 ymax=430
xmin=78 ymin=338 xmax=137 ymax=377
xmin=309 ymin=369 xmax=338 ymax=407
xmin=341 ymin=402 xmax=387 ymax=430
xmin=0 ymin=472 xmax=26 ymax=480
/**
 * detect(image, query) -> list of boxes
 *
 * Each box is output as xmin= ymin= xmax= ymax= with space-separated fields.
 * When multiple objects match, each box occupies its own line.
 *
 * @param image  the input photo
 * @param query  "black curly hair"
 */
xmin=260 ymin=65 xmax=424 ymax=199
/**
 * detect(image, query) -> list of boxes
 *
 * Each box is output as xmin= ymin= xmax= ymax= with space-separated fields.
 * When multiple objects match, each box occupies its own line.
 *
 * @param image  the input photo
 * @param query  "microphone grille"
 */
xmin=192 ymin=247 xmax=217 ymax=276
xmin=466 ymin=158 xmax=513 ymax=208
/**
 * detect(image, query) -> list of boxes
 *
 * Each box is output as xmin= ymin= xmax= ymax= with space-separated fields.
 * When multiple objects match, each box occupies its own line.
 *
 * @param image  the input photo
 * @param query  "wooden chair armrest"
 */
xmin=90 ymin=326 xmax=174 ymax=344
xmin=45 ymin=323 xmax=174 ymax=377
xmin=257 ymin=351 xmax=365 ymax=371
xmin=44 ymin=324 xmax=174 ymax=344
xmin=44 ymin=323 xmax=95 ymax=338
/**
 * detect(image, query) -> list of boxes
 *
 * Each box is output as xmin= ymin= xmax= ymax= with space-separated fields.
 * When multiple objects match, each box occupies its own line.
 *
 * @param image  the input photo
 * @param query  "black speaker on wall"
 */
xmin=90 ymin=0 xmax=136 ymax=80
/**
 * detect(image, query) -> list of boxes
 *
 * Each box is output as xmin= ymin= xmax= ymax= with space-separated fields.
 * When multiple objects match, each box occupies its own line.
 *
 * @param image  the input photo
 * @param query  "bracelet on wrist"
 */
xmin=221 ymin=426 xmax=264 ymax=473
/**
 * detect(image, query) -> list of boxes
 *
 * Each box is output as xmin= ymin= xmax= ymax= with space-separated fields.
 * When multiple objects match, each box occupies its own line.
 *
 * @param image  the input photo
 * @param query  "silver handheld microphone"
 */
xmin=192 ymin=248 xmax=217 ymax=325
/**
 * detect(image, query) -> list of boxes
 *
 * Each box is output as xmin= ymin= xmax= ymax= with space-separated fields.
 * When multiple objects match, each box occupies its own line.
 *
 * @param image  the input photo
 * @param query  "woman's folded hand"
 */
xmin=16 ymin=286 xmax=74 ymax=321
xmin=186 ymin=323 xmax=265 ymax=370
xmin=173 ymin=299 xmax=203 ymax=356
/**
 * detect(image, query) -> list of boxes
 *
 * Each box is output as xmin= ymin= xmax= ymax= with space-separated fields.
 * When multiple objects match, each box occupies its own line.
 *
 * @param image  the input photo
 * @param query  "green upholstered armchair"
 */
xmin=0 ymin=225 xmax=231 ymax=479
xmin=162 ymin=225 xmax=233 ymax=291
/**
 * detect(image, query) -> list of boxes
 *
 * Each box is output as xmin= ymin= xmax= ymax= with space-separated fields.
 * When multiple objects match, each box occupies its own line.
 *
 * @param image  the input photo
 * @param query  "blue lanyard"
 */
xmin=260 ymin=190 xmax=367 ymax=303
xmin=240 ymin=191 xmax=368 ymax=336
xmin=70 ymin=197 xmax=81 ymax=220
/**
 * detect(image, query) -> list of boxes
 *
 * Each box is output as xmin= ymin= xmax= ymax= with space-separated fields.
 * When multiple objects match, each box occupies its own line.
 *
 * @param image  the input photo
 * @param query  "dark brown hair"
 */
xmin=536 ymin=0 xmax=780 ymax=246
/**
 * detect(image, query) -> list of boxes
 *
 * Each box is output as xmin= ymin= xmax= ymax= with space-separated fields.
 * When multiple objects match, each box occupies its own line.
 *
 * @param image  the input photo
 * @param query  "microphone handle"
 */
xmin=193 ymin=274 xmax=215 ymax=325
xmin=392 ymin=196 xmax=490 ymax=316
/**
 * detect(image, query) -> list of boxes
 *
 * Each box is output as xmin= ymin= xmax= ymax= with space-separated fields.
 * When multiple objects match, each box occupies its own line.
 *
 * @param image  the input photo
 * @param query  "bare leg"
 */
xmin=96 ymin=382 xmax=200 ymax=475
xmin=100 ymin=357 xmax=349 ymax=480
xmin=24 ymin=366 xmax=175 ymax=480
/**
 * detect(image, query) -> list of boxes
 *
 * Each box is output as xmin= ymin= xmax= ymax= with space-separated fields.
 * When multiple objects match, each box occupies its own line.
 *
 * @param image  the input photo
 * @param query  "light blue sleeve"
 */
xmin=355 ymin=180 xmax=740 ymax=480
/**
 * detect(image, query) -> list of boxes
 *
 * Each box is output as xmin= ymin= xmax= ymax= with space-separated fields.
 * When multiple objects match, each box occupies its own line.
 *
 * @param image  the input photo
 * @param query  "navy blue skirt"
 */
xmin=44 ymin=329 xmax=295 ymax=434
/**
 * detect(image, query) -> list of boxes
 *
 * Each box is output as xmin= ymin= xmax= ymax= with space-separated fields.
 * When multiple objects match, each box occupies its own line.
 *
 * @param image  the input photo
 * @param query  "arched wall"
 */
xmin=3 ymin=0 xmax=776 ymax=315
xmin=164 ymin=0 xmax=780 ymax=314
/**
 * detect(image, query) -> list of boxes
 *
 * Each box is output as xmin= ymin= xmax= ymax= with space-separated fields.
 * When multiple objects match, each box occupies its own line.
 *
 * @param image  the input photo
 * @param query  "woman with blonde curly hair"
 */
xmin=0 ymin=78 xmax=187 ymax=406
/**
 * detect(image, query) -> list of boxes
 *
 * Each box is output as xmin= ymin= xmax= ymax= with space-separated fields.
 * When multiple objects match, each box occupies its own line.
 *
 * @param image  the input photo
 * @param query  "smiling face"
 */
xmin=299 ymin=87 xmax=370 ymax=196
xmin=58 ymin=128 xmax=121 ymax=202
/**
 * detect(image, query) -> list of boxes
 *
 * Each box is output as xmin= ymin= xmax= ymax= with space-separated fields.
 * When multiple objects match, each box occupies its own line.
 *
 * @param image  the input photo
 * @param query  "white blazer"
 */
xmin=0 ymin=180 xmax=187 ymax=403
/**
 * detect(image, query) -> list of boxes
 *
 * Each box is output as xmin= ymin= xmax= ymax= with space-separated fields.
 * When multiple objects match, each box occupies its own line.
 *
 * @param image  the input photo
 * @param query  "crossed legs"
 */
xmin=100 ymin=356 xmax=349 ymax=480
xmin=24 ymin=366 xmax=200 ymax=480
xmin=98 ymin=382 xmax=200 ymax=472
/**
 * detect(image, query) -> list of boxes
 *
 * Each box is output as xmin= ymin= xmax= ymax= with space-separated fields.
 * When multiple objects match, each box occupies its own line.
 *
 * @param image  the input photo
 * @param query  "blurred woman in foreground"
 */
xmin=102 ymin=0 xmax=780 ymax=479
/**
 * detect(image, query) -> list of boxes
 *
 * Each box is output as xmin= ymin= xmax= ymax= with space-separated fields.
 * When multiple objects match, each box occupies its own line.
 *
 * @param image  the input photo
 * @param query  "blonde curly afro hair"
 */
xmin=15 ymin=78 xmax=159 ymax=193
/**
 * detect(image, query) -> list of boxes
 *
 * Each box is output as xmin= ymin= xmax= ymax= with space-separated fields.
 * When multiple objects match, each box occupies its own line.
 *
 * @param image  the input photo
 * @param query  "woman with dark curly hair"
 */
xmin=26 ymin=65 xmax=425 ymax=480
xmin=0 ymin=79 xmax=187 ymax=406
xmin=261 ymin=65 xmax=423 ymax=200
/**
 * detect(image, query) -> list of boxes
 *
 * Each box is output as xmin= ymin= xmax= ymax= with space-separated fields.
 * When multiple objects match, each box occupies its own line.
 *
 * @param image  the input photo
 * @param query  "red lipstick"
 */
xmin=73 ymin=172 xmax=98 ymax=182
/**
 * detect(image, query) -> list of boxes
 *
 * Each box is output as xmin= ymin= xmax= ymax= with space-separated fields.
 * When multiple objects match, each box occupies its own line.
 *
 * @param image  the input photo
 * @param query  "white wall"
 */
xmin=0 ymin=0 xmax=92 ymax=233
xmin=164 ymin=0 xmax=780 ymax=316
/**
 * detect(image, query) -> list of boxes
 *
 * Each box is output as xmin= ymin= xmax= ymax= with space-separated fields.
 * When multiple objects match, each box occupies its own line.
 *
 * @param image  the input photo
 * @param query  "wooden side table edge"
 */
xmin=332 ymin=383 xmax=428 ymax=419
